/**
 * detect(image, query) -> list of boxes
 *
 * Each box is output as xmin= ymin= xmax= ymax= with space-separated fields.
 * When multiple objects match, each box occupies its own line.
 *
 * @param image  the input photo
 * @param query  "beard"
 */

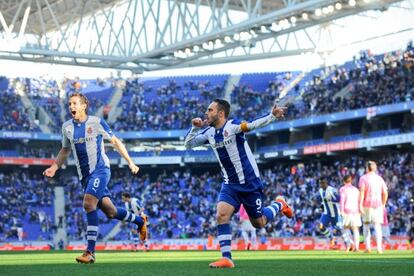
xmin=208 ymin=115 xmax=219 ymax=127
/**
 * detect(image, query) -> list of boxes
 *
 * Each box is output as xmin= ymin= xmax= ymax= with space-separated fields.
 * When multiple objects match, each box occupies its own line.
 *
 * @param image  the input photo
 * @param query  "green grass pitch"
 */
xmin=0 ymin=250 xmax=413 ymax=275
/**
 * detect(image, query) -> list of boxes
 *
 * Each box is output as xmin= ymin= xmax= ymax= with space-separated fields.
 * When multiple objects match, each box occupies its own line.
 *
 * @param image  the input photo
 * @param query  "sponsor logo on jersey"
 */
xmin=73 ymin=137 xmax=95 ymax=144
xmin=212 ymin=138 xmax=233 ymax=148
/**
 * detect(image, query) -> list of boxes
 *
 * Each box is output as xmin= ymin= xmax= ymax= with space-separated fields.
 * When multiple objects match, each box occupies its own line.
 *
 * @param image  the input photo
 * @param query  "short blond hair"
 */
xmin=69 ymin=92 xmax=89 ymax=114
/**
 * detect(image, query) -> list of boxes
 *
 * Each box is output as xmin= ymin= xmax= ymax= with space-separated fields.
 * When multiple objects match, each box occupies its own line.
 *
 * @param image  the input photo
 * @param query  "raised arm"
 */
xmin=184 ymin=117 xmax=209 ymax=149
xmin=236 ymin=105 xmax=286 ymax=133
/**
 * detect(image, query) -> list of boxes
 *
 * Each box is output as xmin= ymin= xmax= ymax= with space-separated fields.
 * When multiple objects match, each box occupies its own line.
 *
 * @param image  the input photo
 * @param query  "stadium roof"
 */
xmin=0 ymin=0 xmax=406 ymax=72
xmin=0 ymin=0 xmax=297 ymax=34
xmin=0 ymin=0 xmax=116 ymax=34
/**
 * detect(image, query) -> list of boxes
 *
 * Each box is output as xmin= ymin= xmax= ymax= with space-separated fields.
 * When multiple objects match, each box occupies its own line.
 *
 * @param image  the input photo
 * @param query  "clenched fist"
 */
xmin=191 ymin=117 xmax=206 ymax=128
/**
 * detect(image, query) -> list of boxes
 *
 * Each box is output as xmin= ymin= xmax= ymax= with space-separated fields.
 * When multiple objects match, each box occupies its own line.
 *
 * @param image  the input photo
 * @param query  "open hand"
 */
xmin=272 ymin=105 xmax=287 ymax=119
xmin=43 ymin=164 xmax=58 ymax=178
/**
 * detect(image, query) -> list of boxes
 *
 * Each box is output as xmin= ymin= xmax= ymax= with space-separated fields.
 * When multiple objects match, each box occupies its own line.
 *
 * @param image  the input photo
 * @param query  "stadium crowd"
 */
xmin=0 ymin=45 xmax=413 ymax=133
xmin=0 ymin=170 xmax=55 ymax=242
xmin=112 ymin=78 xmax=226 ymax=131
xmin=0 ymin=87 xmax=38 ymax=132
xmin=56 ymin=152 xmax=414 ymax=242
xmin=22 ymin=77 xmax=63 ymax=133
xmin=232 ymin=44 xmax=414 ymax=122
xmin=0 ymin=152 xmax=412 ymax=242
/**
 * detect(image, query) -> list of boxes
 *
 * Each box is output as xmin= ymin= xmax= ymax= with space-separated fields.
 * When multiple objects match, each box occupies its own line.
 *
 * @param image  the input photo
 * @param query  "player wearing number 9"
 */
xmin=43 ymin=92 xmax=146 ymax=264
xmin=185 ymin=99 xmax=294 ymax=268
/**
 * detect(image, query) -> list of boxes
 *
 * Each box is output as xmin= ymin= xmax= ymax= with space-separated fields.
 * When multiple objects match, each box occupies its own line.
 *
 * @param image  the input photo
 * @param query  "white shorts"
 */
xmin=241 ymin=220 xmax=256 ymax=232
xmin=342 ymin=214 xmax=362 ymax=228
xmin=362 ymin=207 xmax=383 ymax=224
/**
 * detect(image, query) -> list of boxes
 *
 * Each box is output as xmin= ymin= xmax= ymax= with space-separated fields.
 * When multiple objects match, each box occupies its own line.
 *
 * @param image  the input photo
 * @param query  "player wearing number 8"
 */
xmin=184 ymin=99 xmax=293 ymax=268
xmin=43 ymin=92 xmax=147 ymax=264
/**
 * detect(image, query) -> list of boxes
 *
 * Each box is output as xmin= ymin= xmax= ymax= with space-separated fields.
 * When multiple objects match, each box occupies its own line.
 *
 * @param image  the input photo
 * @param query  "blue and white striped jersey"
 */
xmin=61 ymin=116 xmax=113 ymax=180
xmin=125 ymin=197 xmax=143 ymax=215
xmin=184 ymin=113 xmax=276 ymax=191
xmin=319 ymin=186 xmax=340 ymax=218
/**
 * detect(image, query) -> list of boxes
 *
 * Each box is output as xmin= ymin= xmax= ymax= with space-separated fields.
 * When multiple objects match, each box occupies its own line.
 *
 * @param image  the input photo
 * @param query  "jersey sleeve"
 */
xmin=315 ymin=190 xmax=322 ymax=202
xmin=132 ymin=198 xmax=143 ymax=212
xmin=61 ymin=126 xmax=70 ymax=148
xmin=184 ymin=127 xmax=210 ymax=149
xmin=331 ymin=188 xmax=340 ymax=203
xmin=231 ymin=113 xmax=276 ymax=133
xmin=98 ymin=118 xmax=114 ymax=140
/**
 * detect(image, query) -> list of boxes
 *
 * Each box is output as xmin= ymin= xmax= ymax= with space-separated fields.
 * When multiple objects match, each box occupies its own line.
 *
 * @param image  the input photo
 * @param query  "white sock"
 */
xmin=341 ymin=229 xmax=351 ymax=246
xmin=363 ymin=224 xmax=371 ymax=251
xmin=383 ymin=235 xmax=393 ymax=245
xmin=353 ymin=227 xmax=360 ymax=251
xmin=374 ymin=223 xmax=383 ymax=251
xmin=345 ymin=229 xmax=354 ymax=245
xmin=241 ymin=230 xmax=249 ymax=245
xmin=251 ymin=230 xmax=257 ymax=247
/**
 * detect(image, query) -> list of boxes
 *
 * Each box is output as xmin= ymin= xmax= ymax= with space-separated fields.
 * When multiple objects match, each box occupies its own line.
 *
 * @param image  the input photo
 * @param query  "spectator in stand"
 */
xmin=0 ymin=170 xmax=54 ymax=241
xmin=0 ymin=87 xmax=38 ymax=132
xmin=112 ymin=78 xmax=226 ymax=131
xmin=1 ymin=153 xmax=412 ymax=243
xmin=232 ymin=45 xmax=414 ymax=125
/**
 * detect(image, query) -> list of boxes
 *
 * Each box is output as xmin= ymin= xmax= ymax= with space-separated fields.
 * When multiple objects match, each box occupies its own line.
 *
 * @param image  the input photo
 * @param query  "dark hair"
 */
xmin=343 ymin=175 xmax=352 ymax=183
xmin=122 ymin=192 xmax=131 ymax=198
xmin=213 ymin=99 xmax=230 ymax=118
xmin=69 ymin=92 xmax=89 ymax=114
xmin=320 ymin=178 xmax=328 ymax=184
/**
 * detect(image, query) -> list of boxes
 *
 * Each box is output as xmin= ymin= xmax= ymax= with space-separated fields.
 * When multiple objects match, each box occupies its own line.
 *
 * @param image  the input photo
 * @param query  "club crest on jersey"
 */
xmin=224 ymin=130 xmax=229 ymax=137
xmin=87 ymin=127 xmax=93 ymax=134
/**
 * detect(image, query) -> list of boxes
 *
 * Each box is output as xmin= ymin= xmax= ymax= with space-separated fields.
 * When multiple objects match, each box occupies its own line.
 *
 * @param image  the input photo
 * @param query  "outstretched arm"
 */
xmin=184 ymin=118 xmax=209 ymax=149
xmin=237 ymin=105 xmax=286 ymax=133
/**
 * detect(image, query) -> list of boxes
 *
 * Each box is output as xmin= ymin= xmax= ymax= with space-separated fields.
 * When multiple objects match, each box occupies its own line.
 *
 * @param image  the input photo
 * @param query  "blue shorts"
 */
xmin=320 ymin=214 xmax=342 ymax=229
xmin=81 ymin=167 xmax=111 ymax=200
xmin=218 ymin=183 xmax=264 ymax=219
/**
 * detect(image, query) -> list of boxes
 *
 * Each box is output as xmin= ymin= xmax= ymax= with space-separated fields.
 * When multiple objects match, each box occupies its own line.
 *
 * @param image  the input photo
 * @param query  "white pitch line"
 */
xmin=335 ymin=260 xmax=414 ymax=264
